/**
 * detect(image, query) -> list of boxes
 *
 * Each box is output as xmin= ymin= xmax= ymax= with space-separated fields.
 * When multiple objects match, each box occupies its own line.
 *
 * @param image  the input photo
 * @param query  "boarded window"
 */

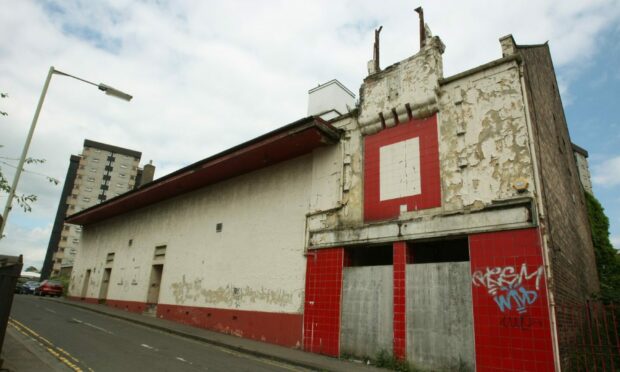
xmin=154 ymin=245 xmax=167 ymax=257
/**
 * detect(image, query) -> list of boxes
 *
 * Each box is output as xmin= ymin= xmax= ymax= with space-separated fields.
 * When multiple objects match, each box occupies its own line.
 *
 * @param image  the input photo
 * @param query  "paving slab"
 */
xmin=1 ymin=324 xmax=70 ymax=372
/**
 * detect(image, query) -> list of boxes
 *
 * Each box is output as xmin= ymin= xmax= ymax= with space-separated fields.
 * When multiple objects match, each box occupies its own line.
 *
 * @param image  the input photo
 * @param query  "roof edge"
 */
xmin=66 ymin=116 xmax=339 ymax=224
xmin=83 ymin=139 xmax=142 ymax=159
xmin=440 ymin=54 xmax=522 ymax=86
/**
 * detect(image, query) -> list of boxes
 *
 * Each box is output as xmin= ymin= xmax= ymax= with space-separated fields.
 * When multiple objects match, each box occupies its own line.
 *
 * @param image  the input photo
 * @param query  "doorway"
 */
xmin=406 ymin=238 xmax=475 ymax=370
xmin=147 ymin=264 xmax=163 ymax=304
xmin=99 ymin=268 xmax=112 ymax=301
xmin=81 ymin=269 xmax=91 ymax=299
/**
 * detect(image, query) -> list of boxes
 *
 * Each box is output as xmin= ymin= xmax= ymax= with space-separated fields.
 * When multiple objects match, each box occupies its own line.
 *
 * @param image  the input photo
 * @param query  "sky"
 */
xmin=1 ymin=0 xmax=619 ymax=270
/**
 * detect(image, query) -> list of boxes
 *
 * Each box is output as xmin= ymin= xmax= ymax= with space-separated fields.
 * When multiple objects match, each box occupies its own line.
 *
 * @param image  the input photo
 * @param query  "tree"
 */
xmin=585 ymin=191 xmax=620 ymax=302
xmin=25 ymin=266 xmax=39 ymax=273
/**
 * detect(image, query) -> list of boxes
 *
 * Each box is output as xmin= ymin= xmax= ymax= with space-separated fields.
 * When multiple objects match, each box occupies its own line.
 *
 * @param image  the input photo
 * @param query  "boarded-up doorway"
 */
xmin=99 ymin=268 xmax=112 ymax=301
xmin=406 ymin=238 xmax=475 ymax=371
xmin=147 ymin=264 xmax=163 ymax=304
xmin=340 ymin=245 xmax=393 ymax=358
xmin=81 ymin=269 xmax=91 ymax=299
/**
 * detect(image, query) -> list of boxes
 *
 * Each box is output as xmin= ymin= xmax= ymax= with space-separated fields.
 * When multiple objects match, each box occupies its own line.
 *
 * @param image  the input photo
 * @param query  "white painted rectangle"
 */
xmin=379 ymin=137 xmax=421 ymax=201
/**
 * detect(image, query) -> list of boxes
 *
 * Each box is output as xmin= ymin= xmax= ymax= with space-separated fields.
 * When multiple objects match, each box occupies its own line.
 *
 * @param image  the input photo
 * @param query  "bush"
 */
xmin=55 ymin=275 xmax=71 ymax=297
xmin=585 ymin=192 xmax=620 ymax=302
xmin=374 ymin=350 xmax=418 ymax=372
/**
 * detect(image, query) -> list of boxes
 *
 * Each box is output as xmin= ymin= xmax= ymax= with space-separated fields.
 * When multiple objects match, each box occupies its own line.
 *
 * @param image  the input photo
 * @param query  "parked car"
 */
xmin=34 ymin=280 xmax=63 ymax=297
xmin=18 ymin=281 xmax=41 ymax=295
xmin=14 ymin=277 xmax=29 ymax=294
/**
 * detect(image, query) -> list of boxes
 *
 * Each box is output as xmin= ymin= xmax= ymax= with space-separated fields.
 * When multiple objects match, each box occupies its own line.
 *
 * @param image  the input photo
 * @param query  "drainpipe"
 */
xmin=518 ymin=61 xmax=562 ymax=371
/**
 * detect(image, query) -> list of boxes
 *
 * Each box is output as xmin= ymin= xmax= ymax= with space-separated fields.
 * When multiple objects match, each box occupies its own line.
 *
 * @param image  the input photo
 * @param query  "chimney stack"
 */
xmin=138 ymin=160 xmax=156 ymax=187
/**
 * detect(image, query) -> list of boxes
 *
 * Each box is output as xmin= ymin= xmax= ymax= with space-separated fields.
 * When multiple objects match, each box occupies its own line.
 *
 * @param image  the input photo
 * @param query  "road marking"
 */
xmin=175 ymin=356 xmax=192 ymax=364
xmin=141 ymin=343 xmax=159 ymax=351
xmin=71 ymin=318 xmax=114 ymax=335
xmin=45 ymin=307 xmax=57 ymax=314
xmin=8 ymin=318 xmax=90 ymax=372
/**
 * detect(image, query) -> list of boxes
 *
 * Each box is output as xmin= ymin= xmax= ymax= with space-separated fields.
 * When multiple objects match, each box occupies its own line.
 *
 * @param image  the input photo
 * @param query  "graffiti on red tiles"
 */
xmin=472 ymin=263 xmax=545 ymax=314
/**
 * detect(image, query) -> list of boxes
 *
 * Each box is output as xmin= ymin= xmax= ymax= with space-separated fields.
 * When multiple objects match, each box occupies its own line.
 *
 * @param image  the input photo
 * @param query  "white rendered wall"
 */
xmin=70 ymin=149 xmax=342 ymax=314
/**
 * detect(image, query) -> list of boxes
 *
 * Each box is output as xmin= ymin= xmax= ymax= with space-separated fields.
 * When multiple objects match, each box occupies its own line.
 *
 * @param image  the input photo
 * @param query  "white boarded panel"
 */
xmin=340 ymin=266 xmax=393 ymax=357
xmin=406 ymin=262 xmax=475 ymax=370
xmin=379 ymin=137 xmax=421 ymax=201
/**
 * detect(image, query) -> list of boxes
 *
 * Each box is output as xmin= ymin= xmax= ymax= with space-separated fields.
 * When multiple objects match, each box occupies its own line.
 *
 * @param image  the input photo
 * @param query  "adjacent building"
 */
xmin=41 ymin=140 xmax=154 ymax=279
xmin=65 ymin=23 xmax=598 ymax=371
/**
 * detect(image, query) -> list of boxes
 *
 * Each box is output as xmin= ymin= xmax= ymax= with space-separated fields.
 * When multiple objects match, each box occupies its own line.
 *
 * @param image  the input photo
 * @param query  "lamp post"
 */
xmin=0 ymin=66 xmax=132 ymax=238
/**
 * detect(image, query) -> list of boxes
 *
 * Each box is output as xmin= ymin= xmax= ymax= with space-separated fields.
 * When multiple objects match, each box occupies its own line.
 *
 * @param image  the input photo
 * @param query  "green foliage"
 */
xmin=585 ymin=192 xmax=620 ymax=302
xmin=374 ymin=350 xmax=419 ymax=372
xmin=0 ymin=92 xmax=59 ymax=215
xmin=54 ymin=274 xmax=71 ymax=297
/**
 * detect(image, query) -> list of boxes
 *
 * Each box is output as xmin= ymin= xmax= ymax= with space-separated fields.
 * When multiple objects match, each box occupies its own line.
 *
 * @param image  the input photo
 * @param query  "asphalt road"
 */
xmin=9 ymin=295 xmax=311 ymax=372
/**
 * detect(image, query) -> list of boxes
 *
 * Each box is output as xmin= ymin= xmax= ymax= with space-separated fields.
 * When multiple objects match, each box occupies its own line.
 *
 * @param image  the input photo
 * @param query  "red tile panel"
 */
xmin=105 ymin=299 xmax=148 ymax=314
xmin=393 ymin=241 xmax=408 ymax=360
xmin=364 ymin=115 xmax=441 ymax=222
xmin=470 ymin=228 xmax=556 ymax=371
xmin=303 ymin=248 xmax=344 ymax=356
xmin=68 ymin=297 xmax=302 ymax=347
xmin=157 ymin=304 xmax=302 ymax=347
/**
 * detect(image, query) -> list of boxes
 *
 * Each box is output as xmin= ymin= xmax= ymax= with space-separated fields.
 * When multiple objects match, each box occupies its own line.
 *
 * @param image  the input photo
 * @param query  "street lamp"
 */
xmin=0 ymin=66 xmax=132 ymax=238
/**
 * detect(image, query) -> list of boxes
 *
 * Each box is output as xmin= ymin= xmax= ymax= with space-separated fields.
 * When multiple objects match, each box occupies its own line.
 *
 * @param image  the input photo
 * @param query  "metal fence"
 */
xmin=557 ymin=302 xmax=620 ymax=371
xmin=0 ymin=254 xmax=23 ymax=369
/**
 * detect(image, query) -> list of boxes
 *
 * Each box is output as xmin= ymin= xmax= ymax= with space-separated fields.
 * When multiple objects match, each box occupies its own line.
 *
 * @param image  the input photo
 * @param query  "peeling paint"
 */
xmin=439 ymin=63 xmax=534 ymax=210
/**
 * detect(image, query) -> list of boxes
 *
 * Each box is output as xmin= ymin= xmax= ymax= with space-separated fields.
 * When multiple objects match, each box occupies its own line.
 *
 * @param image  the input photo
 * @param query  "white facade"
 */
xmin=66 ymin=29 xmax=596 ymax=370
xmin=70 ymin=35 xmax=539 ymax=310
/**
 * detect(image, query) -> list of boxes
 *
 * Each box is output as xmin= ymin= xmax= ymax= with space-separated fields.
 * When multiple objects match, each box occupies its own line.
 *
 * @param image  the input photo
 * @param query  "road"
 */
xmin=9 ymin=295 xmax=311 ymax=372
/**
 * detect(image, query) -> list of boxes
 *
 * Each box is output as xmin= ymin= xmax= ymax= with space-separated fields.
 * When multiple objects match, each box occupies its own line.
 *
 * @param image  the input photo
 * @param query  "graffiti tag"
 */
xmin=500 ymin=314 xmax=543 ymax=330
xmin=472 ymin=263 xmax=544 ymax=314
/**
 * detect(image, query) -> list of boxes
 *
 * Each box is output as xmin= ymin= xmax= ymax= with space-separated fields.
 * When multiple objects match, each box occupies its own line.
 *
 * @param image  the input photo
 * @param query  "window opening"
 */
xmin=345 ymin=245 xmax=392 ymax=267
xmin=408 ymin=237 xmax=469 ymax=264
xmin=154 ymin=245 xmax=167 ymax=257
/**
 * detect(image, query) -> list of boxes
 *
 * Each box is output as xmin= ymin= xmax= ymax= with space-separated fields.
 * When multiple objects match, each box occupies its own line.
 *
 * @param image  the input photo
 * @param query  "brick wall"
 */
xmin=519 ymin=45 xmax=600 ymax=368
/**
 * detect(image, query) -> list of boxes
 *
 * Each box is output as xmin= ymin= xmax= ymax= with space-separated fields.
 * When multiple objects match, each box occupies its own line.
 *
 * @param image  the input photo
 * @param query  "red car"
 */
xmin=35 ymin=280 xmax=63 ymax=297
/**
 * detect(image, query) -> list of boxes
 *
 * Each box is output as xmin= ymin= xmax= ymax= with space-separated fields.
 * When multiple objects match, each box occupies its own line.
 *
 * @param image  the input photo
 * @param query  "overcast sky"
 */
xmin=1 ymin=0 xmax=619 ymax=270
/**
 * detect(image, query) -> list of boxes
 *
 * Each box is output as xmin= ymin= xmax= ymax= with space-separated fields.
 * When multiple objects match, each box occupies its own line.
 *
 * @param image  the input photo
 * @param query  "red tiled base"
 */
xmin=67 ymin=296 xmax=302 ymax=348
xmin=157 ymin=304 xmax=303 ymax=348
xmin=66 ymin=295 xmax=100 ymax=305
xmin=105 ymin=299 xmax=148 ymax=313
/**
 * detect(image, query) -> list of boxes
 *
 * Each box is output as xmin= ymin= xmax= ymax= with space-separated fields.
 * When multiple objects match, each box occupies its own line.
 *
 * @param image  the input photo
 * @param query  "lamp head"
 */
xmin=98 ymin=83 xmax=133 ymax=101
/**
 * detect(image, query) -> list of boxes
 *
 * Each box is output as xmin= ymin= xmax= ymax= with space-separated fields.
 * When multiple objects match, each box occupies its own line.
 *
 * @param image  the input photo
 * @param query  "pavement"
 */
xmin=1 ymin=324 xmax=69 ymax=372
xmin=3 ymin=296 xmax=385 ymax=372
